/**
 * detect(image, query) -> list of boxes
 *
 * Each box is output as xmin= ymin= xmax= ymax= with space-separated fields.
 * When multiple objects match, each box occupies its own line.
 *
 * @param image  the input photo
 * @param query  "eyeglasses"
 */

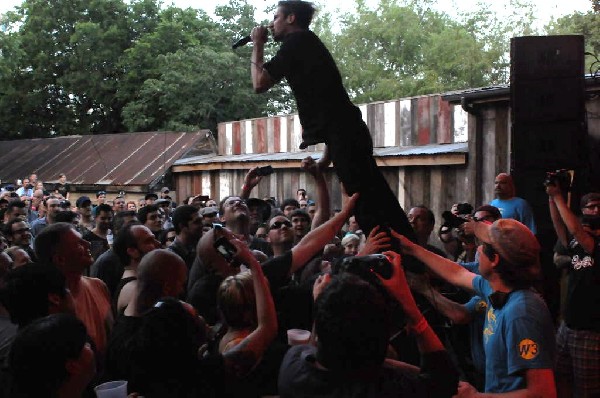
xmin=13 ymin=227 xmax=31 ymax=234
xmin=472 ymin=215 xmax=495 ymax=222
xmin=166 ymin=236 xmax=176 ymax=242
xmin=224 ymin=198 xmax=246 ymax=207
xmin=269 ymin=220 xmax=292 ymax=230
xmin=583 ymin=204 xmax=600 ymax=211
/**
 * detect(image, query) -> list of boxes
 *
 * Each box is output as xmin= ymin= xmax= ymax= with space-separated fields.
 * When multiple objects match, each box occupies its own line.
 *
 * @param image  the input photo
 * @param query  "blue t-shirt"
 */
xmin=460 ymin=257 xmax=480 ymax=274
xmin=472 ymin=276 xmax=555 ymax=393
xmin=464 ymin=295 xmax=487 ymax=374
xmin=489 ymin=198 xmax=537 ymax=234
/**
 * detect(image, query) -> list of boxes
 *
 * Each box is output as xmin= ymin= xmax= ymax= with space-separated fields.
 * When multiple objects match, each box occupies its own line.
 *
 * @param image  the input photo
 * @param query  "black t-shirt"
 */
xmin=262 ymin=251 xmax=314 ymax=339
xmin=263 ymin=30 xmax=361 ymax=148
xmin=90 ymin=248 xmax=123 ymax=298
xmin=278 ymin=345 xmax=458 ymax=398
xmin=53 ymin=182 xmax=70 ymax=197
xmin=82 ymin=230 xmax=109 ymax=261
xmin=103 ymin=315 xmax=143 ymax=383
xmin=188 ymin=252 xmax=296 ymax=326
xmin=187 ymin=272 xmax=224 ymax=326
xmin=566 ymin=235 xmax=600 ymax=331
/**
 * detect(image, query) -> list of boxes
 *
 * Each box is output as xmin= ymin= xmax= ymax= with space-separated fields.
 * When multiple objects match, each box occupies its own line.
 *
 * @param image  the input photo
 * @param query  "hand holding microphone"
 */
xmin=232 ymin=26 xmax=269 ymax=49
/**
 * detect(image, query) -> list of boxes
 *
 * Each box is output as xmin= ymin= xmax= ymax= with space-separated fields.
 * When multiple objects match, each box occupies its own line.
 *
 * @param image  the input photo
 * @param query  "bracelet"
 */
xmin=241 ymin=184 xmax=248 ymax=192
xmin=408 ymin=316 xmax=429 ymax=336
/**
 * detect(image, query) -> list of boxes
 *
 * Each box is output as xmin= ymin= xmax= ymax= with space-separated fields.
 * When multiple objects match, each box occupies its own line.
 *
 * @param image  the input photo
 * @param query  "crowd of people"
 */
xmin=0 ymin=0 xmax=597 ymax=397
xmin=0 ymin=162 xmax=597 ymax=397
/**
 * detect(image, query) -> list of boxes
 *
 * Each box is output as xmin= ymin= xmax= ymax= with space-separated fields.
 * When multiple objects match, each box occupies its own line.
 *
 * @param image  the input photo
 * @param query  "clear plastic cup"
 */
xmin=94 ymin=380 xmax=128 ymax=398
xmin=287 ymin=329 xmax=311 ymax=346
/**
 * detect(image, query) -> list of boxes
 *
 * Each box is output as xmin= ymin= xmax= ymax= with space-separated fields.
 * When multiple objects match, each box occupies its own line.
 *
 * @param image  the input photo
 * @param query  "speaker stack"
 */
xmin=510 ymin=35 xmax=587 ymax=225
xmin=510 ymin=35 xmax=587 ymax=319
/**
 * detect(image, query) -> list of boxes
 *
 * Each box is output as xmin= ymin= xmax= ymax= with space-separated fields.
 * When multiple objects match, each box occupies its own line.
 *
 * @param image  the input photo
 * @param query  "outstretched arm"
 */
xmin=300 ymin=156 xmax=330 ymax=230
xmin=392 ymin=230 xmax=476 ymax=293
xmin=222 ymin=238 xmax=277 ymax=377
xmin=377 ymin=251 xmax=445 ymax=353
xmin=407 ymin=272 xmax=473 ymax=325
xmin=547 ymin=184 xmax=594 ymax=253
xmin=290 ymin=193 xmax=358 ymax=274
xmin=377 ymin=251 xmax=459 ymax=396
xmin=240 ymin=167 xmax=263 ymax=200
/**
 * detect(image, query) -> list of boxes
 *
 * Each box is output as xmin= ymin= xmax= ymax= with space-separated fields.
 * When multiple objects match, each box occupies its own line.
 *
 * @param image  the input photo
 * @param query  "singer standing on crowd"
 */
xmin=249 ymin=0 xmax=417 ymax=251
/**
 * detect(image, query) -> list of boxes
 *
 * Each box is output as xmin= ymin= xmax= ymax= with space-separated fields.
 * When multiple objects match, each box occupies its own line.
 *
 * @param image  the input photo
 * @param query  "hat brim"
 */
xmin=470 ymin=220 xmax=493 ymax=245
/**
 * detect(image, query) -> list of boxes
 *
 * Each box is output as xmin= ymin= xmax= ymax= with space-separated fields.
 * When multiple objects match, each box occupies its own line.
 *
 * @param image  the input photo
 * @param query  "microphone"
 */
xmin=232 ymin=35 xmax=252 ymax=50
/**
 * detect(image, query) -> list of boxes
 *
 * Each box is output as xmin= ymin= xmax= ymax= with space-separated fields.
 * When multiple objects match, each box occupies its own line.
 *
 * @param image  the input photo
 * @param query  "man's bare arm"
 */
xmin=300 ymin=156 xmax=330 ymax=230
xmin=222 ymin=239 xmax=277 ymax=377
xmin=547 ymin=185 xmax=594 ymax=253
xmin=251 ymin=26 xmax=275 ymax=93
xmin=290 ymin=193 xmax=358 ymax=274
xmin=408 ymin=272 xmax=473 ymax=325
xmin=392 ymin=230 xmax=476 ymax=293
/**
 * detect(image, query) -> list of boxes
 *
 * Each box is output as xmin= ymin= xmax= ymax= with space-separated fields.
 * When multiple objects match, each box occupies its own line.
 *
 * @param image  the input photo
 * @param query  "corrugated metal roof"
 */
xmin=442 ymin=75 xmax=600 ymax=104
xmin=173 ymin=142 xmax=468 ymax=166
xmin=0 ymin=131 xmax=214 ymax=186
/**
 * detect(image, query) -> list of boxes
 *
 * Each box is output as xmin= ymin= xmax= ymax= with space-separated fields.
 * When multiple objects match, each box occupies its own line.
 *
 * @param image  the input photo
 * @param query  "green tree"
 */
xmin=546 ymin=10 xmax=600 ymax=73
xmin=319 ymin=0 xmax=537 ymax=102
xmin=122 ymin=0 xmax=282 ymax=132
xmin=0 ymin=0 xmax=132 ymax=138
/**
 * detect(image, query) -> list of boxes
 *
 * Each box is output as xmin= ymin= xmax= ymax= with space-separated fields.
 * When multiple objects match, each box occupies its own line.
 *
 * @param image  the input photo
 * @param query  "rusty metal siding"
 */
xmin=0 ymin=131 xmax=209 ymax=188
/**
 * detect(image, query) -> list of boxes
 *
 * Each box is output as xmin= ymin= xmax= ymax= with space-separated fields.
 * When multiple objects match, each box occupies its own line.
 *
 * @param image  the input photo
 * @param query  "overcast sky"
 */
xmin=0 ymin=0 xmax=593 ymax=24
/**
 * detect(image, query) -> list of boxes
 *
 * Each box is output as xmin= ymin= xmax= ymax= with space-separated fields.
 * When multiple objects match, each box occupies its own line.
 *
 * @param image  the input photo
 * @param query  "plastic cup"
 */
xmin=287 ymin=329 xmax=311 ymax=346
xmin=94 ymin=380 xmax=128 ymax=398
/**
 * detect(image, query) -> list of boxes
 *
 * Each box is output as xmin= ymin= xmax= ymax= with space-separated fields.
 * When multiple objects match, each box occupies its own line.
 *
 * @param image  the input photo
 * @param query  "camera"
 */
xmin=439 ymin=203 xmax=475 ymax=244
xmin=213 ymin=236 xmax=240 ymax=267
xmin=336 ymin=254 xmax=393 ymax=281
xmin=544 ymin=169 xmax=571 ymax=192
xmin=256 ymin=165 xmax=274 ymax=176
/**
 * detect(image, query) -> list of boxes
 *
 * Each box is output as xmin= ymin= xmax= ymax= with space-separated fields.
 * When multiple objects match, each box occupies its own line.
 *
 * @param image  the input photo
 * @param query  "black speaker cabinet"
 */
xmin=511 ymin=35 xmax=586 ymax=170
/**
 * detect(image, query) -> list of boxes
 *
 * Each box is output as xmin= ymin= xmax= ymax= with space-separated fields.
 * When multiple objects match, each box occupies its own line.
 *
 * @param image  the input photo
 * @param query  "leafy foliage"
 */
xmin=546 ymin=10 xmax=600 ymax=74
xmin=0 ymin=0 xmax=594 ymax=139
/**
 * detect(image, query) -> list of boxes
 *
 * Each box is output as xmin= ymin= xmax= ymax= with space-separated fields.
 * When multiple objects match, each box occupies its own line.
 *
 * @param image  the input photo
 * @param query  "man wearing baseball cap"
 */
xmin=392 ymin=218 xmax=556 ymax=396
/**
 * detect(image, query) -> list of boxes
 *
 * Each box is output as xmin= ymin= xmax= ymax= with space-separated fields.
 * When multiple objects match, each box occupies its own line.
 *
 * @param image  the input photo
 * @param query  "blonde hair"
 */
xmin=341 ymin=233 xmax=360 ymax=247
xmin=217 ymin=271 xmax=256 ymax=329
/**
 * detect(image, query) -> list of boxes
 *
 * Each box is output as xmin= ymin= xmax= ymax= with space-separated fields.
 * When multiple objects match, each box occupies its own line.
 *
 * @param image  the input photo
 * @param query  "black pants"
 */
xmin=324 ymin=119 xmax=422 ymax=271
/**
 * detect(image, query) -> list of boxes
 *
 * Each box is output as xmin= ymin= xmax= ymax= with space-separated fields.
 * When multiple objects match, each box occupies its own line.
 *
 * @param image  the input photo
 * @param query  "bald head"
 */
xmin=494 ymin=173 xmax=515 ymax=199
xmin=135 ymin=249 xmax=187 ymax=314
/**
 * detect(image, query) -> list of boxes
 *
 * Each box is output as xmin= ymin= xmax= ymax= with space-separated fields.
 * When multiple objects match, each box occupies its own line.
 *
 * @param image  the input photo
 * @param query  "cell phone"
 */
xmin=195 ymin=195 xmax=210 ymax=202
xmin=213 ymin=236 xmax=239 ymax=266
xmin=256 ymin=165 xmax=274 ymax=176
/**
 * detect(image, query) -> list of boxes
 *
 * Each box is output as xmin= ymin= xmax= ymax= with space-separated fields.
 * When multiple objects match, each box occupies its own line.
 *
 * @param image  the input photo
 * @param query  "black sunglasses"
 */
xmin=269 ymin=220 xmax=292 ymax=230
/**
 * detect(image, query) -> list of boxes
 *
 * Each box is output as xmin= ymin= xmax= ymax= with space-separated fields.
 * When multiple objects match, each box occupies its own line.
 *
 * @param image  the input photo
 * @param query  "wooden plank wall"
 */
xmin=216 ymin=95 xmax=468 ymax=156
xmin=175 ymin=92 xmax=600 ymax=245
xmin=175 ymin=164 xmax=471 ymax=226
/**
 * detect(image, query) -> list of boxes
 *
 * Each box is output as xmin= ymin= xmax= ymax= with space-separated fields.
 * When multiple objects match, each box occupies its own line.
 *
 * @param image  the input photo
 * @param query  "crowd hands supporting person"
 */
xmin=0 ymin=1 xmax=598 ymax=397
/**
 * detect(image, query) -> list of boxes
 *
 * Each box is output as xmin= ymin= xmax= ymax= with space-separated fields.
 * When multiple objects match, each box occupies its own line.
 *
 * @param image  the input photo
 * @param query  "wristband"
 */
xmin=408 ymin=316 xmax=429 ymax=336
xmin=241 ymin=184 xmax=248 ymax=192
